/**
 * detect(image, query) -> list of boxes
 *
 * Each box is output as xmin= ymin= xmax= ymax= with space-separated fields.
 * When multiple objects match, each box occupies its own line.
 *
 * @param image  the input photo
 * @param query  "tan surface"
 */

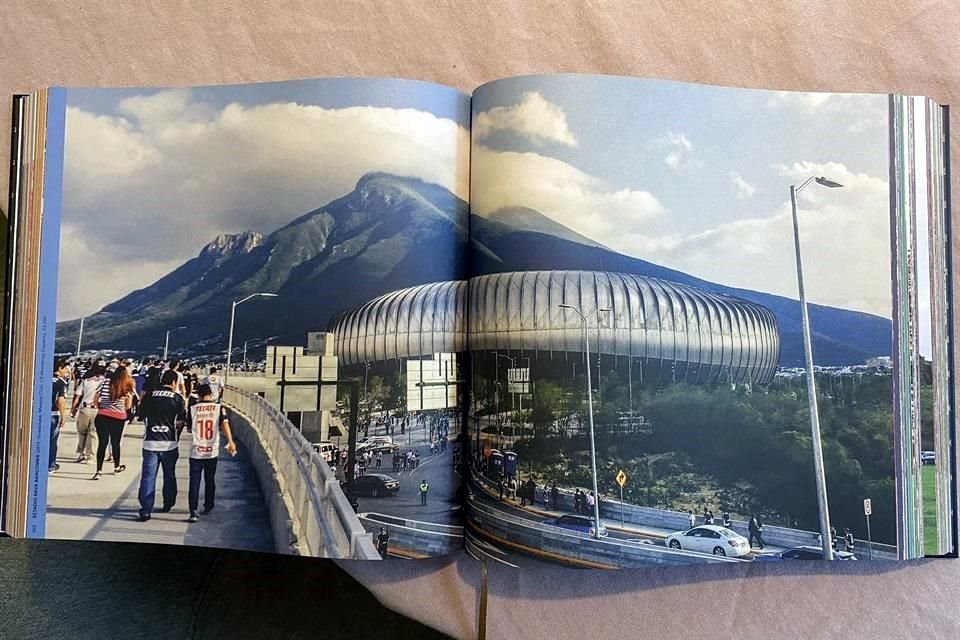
xmin=2 ymin=1 xmax=959 ymax=638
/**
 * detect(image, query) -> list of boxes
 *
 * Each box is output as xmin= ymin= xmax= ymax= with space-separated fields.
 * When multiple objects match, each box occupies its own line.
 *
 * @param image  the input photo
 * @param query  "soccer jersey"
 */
xmin=189 ymin=401 xmax=228 ymax=459
xmin=140 ymin=388 xmax=186 ymax=451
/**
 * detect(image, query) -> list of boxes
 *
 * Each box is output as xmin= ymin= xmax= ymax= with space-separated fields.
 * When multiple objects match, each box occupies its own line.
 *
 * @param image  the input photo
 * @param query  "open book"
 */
xmin=2 ymin=74 xmax=956 ymax=568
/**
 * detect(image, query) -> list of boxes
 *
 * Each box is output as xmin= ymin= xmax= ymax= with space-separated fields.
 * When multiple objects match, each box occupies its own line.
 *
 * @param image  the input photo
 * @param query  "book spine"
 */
xmin=25 ymin=88 xmax=66 ymax=538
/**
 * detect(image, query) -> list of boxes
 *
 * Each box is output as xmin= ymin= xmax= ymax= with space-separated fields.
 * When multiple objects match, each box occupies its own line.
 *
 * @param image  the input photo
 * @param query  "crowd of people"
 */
xmin=50 ymin=357 xmax=235 ymax=523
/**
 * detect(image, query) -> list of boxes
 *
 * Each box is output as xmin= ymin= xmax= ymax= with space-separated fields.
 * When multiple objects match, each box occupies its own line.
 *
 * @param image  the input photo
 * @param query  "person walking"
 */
xmin=376 ymin=527 xmax=390 ymax=559
xmin=722 ymin=511 xmax=731 ymax=528
xmin=551 ymin=485 xmax=560 ymax=510
xmin=376 ymin=450 xmax=383 ymax=469
xmin=71 ymin=362 xmax=105 ymax=463
xmin=748 ymin=513 xmax=765 ymax=549
xmin=843 ymin=528 xmax=855 ymax=553
xmin=586 ymin=491 xmax=596 ymax=515
xmin=419 ymin=479 xmax=429 ymax=505
xmin=203 ymin=366 xmax=223 ymax=401
xmin=92 ymin=364 xmax=135 ymax=480
xmin=186 ymin=384 xmax=237 ymax=523
xmin=136 ymin=370 xmax=186 ymax=521
xmin=688 ymin=510 xmax=696 ymax=529
xmin=704 ymin=509 xmax=714 ymax=525
xmin=49 ymin=359 xmax=71 ymax=473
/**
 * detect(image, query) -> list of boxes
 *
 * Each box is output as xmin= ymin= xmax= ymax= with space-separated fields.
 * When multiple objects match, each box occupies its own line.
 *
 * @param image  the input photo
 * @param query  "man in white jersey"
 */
xmin=186 ymin=383 xmax=237 ymax=523
xmin=203 ymin=366 xmax=223 ymax=402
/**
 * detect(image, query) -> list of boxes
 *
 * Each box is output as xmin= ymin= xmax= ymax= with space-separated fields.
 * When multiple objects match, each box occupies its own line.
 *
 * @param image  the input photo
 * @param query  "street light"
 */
xmin=224 ymin=293 xmax=278 ymax=387
xmin=75 ymin=316 xmax=85 ymax=360
xmin=790 ymin=174 xmax=843 ymax=560
xmin=163 ymin=325 xmax=187 ymax=362
xmin=559 ymin=303 xmax=610 ymax=539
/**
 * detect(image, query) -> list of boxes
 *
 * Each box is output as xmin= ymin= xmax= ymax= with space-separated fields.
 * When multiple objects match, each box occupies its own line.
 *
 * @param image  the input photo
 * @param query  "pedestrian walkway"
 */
xmin=46 ymin=419 xmax=274 ymax=553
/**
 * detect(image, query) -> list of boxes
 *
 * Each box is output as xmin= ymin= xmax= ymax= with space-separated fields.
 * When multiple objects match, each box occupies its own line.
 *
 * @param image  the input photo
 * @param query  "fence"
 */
xmin=223 ymin=386 xmax=381 ymax=560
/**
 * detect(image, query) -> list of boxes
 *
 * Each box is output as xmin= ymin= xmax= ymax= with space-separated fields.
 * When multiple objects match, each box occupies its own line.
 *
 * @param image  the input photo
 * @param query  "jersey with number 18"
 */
xmin=189 ymin=401 xmax=226 ymax=459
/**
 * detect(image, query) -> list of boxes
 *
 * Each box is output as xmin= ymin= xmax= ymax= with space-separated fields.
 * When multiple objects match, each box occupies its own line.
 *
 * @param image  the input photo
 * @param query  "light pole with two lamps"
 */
xmin=789 ymin=175 xmax=843 ymax=560
xmin=559 ymin=302 xmax=610 ymax=540
xmin=224 ymin=293 xmax=277 ymax=387
xmin=163 ymin=325 xmax=187 ymax=362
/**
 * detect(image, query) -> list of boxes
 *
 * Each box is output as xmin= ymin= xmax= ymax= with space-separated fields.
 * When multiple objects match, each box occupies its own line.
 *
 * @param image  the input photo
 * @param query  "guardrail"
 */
xmin=536 ymin=485 xmax=898 ymax=559
xmin=358 ymin=512 xmax=464 ymax=557
xmin=223 ymin=386 xmax=381 ymax=560
xmin=468 ymin=498 xmax=746 ymax=568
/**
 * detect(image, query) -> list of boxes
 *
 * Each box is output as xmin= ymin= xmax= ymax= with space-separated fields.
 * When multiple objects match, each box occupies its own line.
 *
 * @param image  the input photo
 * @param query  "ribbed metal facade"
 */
xmin=329 ymin=280 xmax=467 ymax=366
xmin=329 ymin=270 xmax=780 ymax=384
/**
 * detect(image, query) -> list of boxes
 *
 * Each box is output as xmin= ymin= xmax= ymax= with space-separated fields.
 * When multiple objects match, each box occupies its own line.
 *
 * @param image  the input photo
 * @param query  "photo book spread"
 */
xmin=1 ymin=74 xmax=956 ymax=570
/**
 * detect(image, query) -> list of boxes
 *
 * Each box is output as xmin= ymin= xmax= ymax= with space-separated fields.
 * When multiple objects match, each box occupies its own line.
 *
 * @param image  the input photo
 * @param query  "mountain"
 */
xmin=56 ymin=173 xmax=469 ymax=355
xmin=485 ymin=207 xmax=605 ymax=248
xmin=56 ymin=175 xmax=890 ymax=367
xmin=470 ymin=214 xmax=891 ymax=367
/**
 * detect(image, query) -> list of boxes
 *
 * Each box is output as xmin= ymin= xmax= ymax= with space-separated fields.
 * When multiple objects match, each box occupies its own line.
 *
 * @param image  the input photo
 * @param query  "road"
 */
xmin=466 ymin=474 xmax=778 ymax=567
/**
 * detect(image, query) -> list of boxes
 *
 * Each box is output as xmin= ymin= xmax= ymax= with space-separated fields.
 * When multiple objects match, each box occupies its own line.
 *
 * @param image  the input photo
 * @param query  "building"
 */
xmin=327 ymin=270 xmax=780 ymax=386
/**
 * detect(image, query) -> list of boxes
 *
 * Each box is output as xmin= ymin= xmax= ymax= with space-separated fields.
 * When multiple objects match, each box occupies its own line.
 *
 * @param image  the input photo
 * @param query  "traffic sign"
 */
xmin=863 ymin=498 xmax=872 ymax=516
xmin=615 ymin=469 xmax=628 ymax=488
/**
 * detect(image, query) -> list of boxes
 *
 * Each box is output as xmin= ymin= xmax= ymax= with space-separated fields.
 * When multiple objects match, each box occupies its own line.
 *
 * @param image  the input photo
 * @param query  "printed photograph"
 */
xmin=46 ymin=78 xmax=471 ymax=559
xmin=464 ymin=75 xmax=900 ymax=568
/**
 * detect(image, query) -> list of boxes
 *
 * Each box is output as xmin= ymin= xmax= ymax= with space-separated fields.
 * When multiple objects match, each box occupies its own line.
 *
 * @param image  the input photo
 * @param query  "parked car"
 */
xmin=665 ymin=525 xmax=751 ymax=557
xmin=542 ymin=514 xmax=608 ymax=538
xmin=921 ymin=450 xmax=936 ymax=465
xmin=357 ymin=436 xmax=400 ymax=454
xmin=754 ymin=545 xmax=858 ymax=561
xmin=348 ymin=473 xmax=400 ymax=497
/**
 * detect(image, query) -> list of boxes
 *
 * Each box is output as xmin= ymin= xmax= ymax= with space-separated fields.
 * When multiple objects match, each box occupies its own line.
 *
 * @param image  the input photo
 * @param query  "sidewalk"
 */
xmin=46 ymin=418 xmax=275 ymax=553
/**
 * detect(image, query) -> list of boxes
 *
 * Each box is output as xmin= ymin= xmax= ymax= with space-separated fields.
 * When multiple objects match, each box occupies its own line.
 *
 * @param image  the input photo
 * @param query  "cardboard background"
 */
xmin=2 ymin=2 xmax=958 ymax=638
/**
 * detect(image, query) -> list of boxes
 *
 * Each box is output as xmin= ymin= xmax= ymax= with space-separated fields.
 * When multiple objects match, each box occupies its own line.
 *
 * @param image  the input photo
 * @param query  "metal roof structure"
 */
xmin=328 ymin=270 xmax=780 ymax=384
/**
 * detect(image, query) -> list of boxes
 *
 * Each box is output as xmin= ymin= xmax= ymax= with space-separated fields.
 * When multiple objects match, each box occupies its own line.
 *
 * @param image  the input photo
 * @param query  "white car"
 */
xmin=665 ymin=525 xmax=751 ymax=557
xmin=921 ymin=450 xmax=936 ymax=465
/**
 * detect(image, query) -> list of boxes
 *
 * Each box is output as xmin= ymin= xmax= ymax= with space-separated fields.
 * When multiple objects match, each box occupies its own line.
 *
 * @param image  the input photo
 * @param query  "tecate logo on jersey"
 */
xmin=151 ymin=425 xmax=171 ymax=433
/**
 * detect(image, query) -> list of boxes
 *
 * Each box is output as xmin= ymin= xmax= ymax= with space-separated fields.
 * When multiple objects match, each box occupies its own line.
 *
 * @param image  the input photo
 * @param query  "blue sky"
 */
xmin=471 ymin=74 xmax=892 ymax=318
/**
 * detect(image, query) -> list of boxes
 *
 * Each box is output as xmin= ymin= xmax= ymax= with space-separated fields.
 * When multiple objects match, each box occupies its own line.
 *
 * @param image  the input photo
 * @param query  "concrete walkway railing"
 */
xmin=223 ymin=386 xmax=381 ymax=560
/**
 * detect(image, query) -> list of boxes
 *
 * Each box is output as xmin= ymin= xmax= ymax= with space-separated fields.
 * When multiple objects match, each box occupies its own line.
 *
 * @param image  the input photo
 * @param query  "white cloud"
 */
xmin=474 ymin=91 xmax=577 ymax=146
xmin=655 ymin=132 xmax=701 ymax=173
xmin=770 ymin=91 xmax=888 ymax=133
xmin=646 ymin=161 xmax=892 ymax=317
xmin=471 ymin=146 xmax=664 ymax=241
xmin=59 ymin=91 xmax=470 ymax=320
xmin=730 ymin=171 xmax=756 ymax=199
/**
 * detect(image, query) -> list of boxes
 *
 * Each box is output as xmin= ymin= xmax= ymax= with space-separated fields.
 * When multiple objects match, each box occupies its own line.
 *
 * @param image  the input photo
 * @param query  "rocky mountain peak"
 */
xmin=199 ymin=231 xmax=264 ymax=261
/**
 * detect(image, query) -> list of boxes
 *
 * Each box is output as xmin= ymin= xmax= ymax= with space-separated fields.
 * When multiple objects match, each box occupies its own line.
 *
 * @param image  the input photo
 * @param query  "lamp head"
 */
xmin=815 ymin=176 xmax=843 ymax=188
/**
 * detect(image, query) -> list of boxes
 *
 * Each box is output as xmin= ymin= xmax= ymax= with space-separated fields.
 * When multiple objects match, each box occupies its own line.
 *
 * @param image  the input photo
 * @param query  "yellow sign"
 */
xmin=615 ymin=469 xmax=628 ymax=488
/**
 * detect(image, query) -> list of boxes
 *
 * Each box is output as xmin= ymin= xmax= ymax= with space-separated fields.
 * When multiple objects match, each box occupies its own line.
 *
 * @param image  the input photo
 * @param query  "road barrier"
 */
xmin=535 ymin=485 xmax=897 ymax=559
xmin=359 ymin=512 xmax=463 ymax=557
xmin=224 ymin=386 xmax=381 ymax=560
xmin=468 ymin=498 xmax=746 ymax=568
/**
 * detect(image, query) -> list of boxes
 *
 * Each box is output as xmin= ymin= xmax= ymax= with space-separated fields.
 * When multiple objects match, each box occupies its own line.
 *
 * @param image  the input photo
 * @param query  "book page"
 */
xmin=464 ymin=74 xmax=912 ymax=568
xmin=27 ymin=77 xmax=470 ymax=560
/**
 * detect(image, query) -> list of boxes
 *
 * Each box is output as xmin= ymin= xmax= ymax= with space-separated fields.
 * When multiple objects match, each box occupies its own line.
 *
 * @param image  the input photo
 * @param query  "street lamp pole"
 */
xmin=163 ymin=325 xmax=187 ymax=362
xmin=560 ymin=303 xmax=610 ymax=539
xmin=75 ymin=316 xmax=85 ymax=360
xmin=790 ymin=175 xmax=843 ymax=560
xmin=225 ymin=293 xmax=278 ymax=387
